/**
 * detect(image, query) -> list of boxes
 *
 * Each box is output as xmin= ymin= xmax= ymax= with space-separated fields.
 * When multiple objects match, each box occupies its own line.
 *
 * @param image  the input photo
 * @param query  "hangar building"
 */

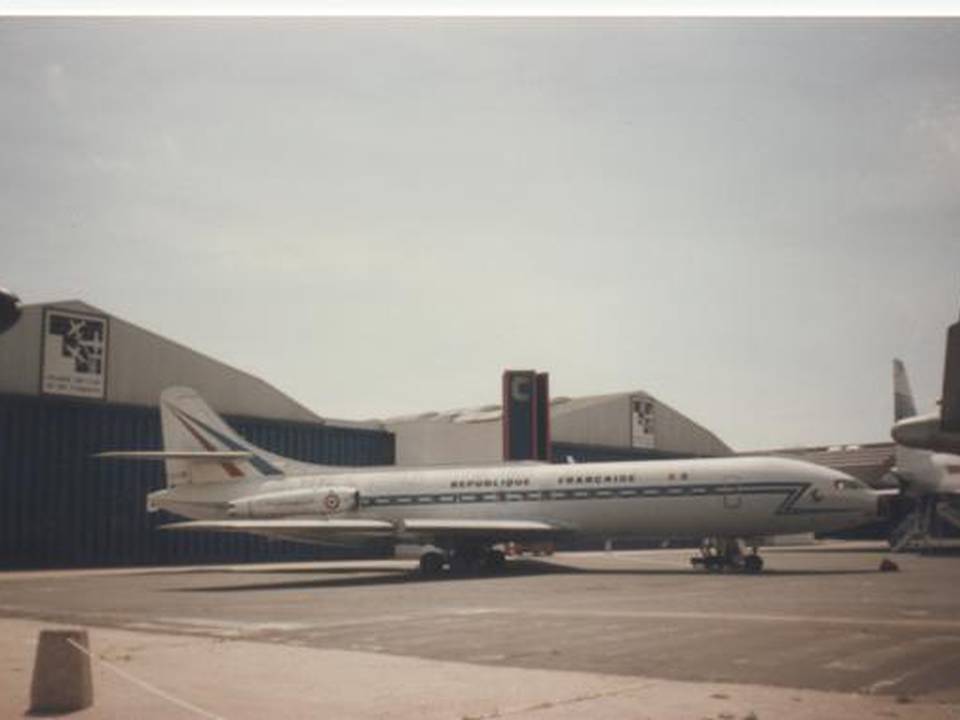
xmin=385 ymin=392 xmax=732 ymax=466
xmin=0 ymin=300 xmax=394 ymax=569
xmin=0 ymin=300 xmax=739 ymax=569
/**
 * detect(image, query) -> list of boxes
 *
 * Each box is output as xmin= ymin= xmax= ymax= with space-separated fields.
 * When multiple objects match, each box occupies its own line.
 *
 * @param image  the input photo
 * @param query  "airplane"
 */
xmin=98 ymin=386 xmax=882 ymax=575
xmin=887 ymin=359 xmax=960 ymax=550
xmin=891 ymin=306 xmax=960 ymax=454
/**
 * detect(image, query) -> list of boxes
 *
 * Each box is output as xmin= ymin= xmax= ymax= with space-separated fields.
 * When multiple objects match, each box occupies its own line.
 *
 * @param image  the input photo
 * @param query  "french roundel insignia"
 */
xmin=323 ymin=493 xmax=341 ymax=511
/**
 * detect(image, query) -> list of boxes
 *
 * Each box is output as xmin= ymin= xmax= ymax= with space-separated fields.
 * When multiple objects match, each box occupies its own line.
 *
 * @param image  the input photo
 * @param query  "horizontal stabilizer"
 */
xmin=161 ymin=519 xmax=396 ymax=533
xmin=160 ymin=517 xmax=564 ymax=544
xmin=96 ymin=451 xmax=254 ymax=462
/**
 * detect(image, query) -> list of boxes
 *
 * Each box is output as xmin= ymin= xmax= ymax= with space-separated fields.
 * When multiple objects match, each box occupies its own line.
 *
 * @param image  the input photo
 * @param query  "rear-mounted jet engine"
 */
xmin=228 ymin=486 xmax=358 ymax=518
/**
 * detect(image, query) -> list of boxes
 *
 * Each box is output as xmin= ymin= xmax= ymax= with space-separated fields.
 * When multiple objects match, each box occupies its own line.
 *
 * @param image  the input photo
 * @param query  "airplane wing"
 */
xmin=163 ymin=518 xmax=395 ymax=533
xmin=161 ymin=518 xmax=397 ymax=544
xmin=399 ymin=519 xmax=559 ymax=535
xmin=160 ymin=517 xmax=565 ymax=544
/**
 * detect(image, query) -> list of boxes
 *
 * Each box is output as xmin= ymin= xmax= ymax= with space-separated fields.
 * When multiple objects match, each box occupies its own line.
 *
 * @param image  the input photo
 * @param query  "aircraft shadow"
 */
xmin=765 ymin=546 xmax=891 ymax=554
xmin=165 ymin=559 xmax=878 ymax=593
xmin=772 ymin=545 xmax=960 ymax=557
xmin=165 ymin=560 xmax=565 ymax=592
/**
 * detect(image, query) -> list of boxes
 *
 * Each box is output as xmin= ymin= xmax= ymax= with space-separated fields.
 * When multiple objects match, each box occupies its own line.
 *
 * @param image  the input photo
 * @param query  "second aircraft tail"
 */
xmin=893 ymin=359 xmax=918 ymax=422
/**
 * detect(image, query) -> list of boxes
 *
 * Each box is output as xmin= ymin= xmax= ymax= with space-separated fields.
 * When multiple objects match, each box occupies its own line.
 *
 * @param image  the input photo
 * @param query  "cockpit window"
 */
xmin=833 ymin=478 xmax=864 ymax=491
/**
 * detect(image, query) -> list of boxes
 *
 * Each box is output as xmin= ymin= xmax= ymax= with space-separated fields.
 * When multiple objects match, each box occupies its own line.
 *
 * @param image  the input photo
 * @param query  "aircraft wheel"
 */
xmin=450 ymin=550 xmax=482 ymax=576
xmin=419 ymin=551 xmax=446 ymax=577
xmin=743 ymin=555 xmax=763 ymax=574
xmin=481 ymin=549 xmax=506 ymax=574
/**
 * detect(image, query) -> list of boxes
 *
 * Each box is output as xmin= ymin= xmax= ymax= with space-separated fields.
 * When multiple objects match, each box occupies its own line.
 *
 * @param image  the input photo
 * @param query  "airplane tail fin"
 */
xmin=893 ymin=359 xmax=918 ymax=422
xmin=157 ymin=387 xmax=288 ymax=485
xmin=97 ymin=387 xmax=296 ymax=486
xmin=942 ymin=309 xmax=960 ymax=433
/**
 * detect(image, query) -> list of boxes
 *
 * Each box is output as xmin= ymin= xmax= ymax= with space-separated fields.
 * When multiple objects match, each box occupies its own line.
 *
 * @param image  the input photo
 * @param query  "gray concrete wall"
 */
xmin=387 ymin=417 xmax=502 ymax=466
xmin=387 ymin=392 xmax=732 ymax=466
xmin=551 ymin=394 xmax=730 ymax=457
xmin=551 ymin=396 xmax=631 ymax=447
xmin=650 ymin=399 xmax=732 ymax=457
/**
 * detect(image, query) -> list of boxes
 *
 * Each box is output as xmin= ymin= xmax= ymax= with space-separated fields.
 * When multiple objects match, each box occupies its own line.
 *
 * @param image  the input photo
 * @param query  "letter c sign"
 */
xmin=511 ymin=376 xmax=531 ymax=402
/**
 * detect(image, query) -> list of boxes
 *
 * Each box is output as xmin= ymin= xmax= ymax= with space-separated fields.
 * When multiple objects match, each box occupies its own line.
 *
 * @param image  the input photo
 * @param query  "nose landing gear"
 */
xmin=419 ymin=551 xmax=446 ymax=577
xmin=690 ymin=538 xmax=764 ymax=574
xmin=743 ymin=553 xmax=764 ymax=574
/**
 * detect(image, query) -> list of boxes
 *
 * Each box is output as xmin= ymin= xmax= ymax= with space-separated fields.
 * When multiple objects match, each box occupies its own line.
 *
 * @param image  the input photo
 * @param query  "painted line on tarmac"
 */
xmin=468 ymin=608 xmax=960 ymax=631
xmin=576 ymin=554 xmax=690 ymax=568
xmin=11 ymin=603 xmax=957 ymax=639
xmin=0 ymin=560 xmax=416 ymax=582
xmin=861 ymin=647 xmax=960 ymax=695
xmin=127 ymin=609 xmax=496 ymax=637
xmin=749 ymin=628 xmax=877 ymax=667
xmin=67 ymin=638 xmax=224 ymax=720
xmin=461 ymin=680 xmax=661 ymax=720
xmin=0 ymin=605 xmax=491 ymax=638
xmin=825 ymin=635 xmax=960 ymax=673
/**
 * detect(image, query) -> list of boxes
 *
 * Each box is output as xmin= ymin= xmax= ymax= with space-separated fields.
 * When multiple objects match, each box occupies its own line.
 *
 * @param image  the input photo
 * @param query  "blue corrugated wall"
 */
xmin=0 ymin=393 xmax=395 ymax=569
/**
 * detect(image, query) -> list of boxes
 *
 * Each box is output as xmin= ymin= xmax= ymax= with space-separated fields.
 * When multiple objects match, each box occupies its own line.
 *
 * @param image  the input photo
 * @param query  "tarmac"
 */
xmin=1 ymin=543 xmax=959 ymax=719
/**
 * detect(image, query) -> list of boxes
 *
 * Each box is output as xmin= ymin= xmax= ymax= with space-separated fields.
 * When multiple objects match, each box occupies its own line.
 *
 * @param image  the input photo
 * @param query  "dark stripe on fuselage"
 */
xmin=354 ymin=481 xmax=853 ymax=515
xmin=178 ymin=409 xmax=283 ymax=476
xmin=170 ymin=408 xmax=244 ymax=478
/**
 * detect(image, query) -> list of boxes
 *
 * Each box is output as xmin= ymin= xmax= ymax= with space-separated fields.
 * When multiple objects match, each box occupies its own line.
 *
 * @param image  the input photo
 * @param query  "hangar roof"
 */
xmin=383 ymin=391 xmax=659 ymax=426
xmin=383 ymin=389 xmax=732 ymax=460
xmin=741 ymin=442 xmax=896 ymax=488
xmin=0 ymin=299 xmax=374 ymax=429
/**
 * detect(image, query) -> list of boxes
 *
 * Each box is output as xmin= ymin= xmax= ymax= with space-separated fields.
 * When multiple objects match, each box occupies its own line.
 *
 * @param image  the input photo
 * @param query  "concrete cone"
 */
xmin=29 ymin=629 xmax=94 ymax=713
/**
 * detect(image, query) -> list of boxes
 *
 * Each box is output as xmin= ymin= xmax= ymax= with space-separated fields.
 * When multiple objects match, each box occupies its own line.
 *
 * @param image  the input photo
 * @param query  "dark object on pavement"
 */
xmin=29 ymin=629 xmax=94 ymax=713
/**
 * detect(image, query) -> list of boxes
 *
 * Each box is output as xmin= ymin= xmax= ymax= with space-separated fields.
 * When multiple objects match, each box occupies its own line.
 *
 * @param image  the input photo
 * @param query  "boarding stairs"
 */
xmin=890 ymin=497 xmax=960 ymax=552
xmin=889 ymin=510 xmax=923 ymax=552
xmin=937 ymin=500 xmax=960 ymax=532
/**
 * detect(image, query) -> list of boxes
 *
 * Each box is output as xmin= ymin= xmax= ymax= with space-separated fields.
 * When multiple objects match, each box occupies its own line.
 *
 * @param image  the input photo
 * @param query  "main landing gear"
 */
xmin=419 ymin=547 xmax=507 ymax=578
xmin=690 ymin=538 xmax=764 ymax=574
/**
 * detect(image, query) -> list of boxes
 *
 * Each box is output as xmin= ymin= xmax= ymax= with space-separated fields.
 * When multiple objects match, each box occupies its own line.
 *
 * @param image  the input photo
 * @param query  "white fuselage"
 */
xmin=150 ymin=455 xmax=878 ymax=541
xmin=894 ymin=445 xmax=960 ymax=496
xmin=892 ymin=412 xmax=960 ymax=456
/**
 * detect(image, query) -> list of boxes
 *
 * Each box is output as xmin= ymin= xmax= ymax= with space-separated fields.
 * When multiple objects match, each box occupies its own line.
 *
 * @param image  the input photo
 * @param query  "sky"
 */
xmin=2 ymin=17 xmax=959 ymax=451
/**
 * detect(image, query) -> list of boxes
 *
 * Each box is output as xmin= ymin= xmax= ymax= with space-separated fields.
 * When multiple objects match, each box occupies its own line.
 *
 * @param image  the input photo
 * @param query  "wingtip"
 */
xmin=158 ymin=521 xmax=196 ymax=531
